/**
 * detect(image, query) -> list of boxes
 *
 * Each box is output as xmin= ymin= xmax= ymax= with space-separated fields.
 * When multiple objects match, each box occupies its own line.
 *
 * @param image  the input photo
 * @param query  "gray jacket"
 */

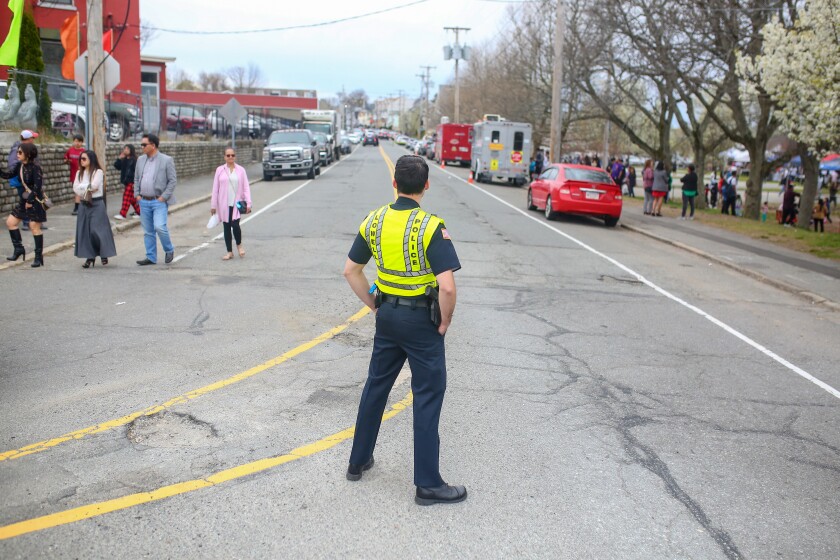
xmin=134 ymin=151 xmax=177 ymax=203
xmin=652 ymin=169 xmax=670 ymax=192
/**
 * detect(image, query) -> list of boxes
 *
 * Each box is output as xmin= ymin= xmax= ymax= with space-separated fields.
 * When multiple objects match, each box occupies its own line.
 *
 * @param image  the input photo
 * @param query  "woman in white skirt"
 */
xmin=73 ymin=150 xmax=117 ymax=268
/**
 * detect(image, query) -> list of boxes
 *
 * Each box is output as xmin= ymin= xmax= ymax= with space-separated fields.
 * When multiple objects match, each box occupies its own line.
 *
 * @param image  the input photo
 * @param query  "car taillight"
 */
xmin=614 ymin=194 xmax=622 ymax=200
xmin=559 ymin=188 xmax=570 ymax=194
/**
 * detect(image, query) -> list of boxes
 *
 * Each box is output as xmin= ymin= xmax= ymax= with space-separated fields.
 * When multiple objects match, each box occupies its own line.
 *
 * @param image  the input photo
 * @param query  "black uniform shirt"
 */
xmin=348 ymin=196 xmax=461 ymax=275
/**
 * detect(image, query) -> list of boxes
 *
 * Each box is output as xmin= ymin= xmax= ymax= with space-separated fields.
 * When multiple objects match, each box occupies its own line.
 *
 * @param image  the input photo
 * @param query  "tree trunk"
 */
xmin=693 ymin=140 xmax=707 ymax=210
xmin=744 ymin=141 xmax=769 ymax=220
xmin=797 ymin=143 xmax=820 ymax=231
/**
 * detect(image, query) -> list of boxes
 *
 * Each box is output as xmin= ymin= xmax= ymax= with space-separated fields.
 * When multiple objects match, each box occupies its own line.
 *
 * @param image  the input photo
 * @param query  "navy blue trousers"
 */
xmin=349 ymin=301 xmax=447 ymax=488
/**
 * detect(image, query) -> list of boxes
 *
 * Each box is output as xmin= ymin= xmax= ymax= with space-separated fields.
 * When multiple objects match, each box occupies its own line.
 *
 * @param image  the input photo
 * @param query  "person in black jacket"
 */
xmin=113 ymin=144 xmax=139 ymax=220
xmin=680 ymin=164 xmax=699 ymax=219
xmin=2 ymin=143 xmax=47 ymax=267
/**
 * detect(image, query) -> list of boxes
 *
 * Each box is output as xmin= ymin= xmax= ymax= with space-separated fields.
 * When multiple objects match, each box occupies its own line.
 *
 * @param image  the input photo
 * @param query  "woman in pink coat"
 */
xmin=210 ymin=147 xmax=252 ymax=260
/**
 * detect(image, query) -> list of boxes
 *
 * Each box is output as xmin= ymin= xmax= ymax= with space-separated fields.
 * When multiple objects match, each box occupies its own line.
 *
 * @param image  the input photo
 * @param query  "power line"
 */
xmin=134 ymin=0 xmax=429 ymax=36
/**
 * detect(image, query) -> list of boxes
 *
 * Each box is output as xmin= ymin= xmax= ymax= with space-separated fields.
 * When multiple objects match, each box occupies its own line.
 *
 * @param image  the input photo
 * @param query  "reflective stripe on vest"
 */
xmin=360 ymin=204 xmax=443 ymax=297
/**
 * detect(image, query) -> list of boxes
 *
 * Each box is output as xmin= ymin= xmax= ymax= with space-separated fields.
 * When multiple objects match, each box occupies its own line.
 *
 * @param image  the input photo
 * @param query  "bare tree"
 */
xmin=168 ymin=67 xmax=198 ymax=91
xmin=226 ymin=63 xmax=265 ymax=93
xmin=139 ymin=19 xmax=158 ymax=50
xmin=198 ymin=71 xmax=231 ymax=92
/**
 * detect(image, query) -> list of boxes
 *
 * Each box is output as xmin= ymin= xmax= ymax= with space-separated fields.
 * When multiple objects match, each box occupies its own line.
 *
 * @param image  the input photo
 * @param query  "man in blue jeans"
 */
xmin=133 ymin=133 xmax=177 ymax=265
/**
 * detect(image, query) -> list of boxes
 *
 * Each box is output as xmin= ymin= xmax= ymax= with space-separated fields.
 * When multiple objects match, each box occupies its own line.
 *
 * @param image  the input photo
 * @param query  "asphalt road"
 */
xmin=1 ymin=142 xmax=838 ymax=559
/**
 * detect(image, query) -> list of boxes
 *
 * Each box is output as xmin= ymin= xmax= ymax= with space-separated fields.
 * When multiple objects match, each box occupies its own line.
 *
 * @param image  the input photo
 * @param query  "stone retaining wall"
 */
xmin=0 ymin=140 xmax=261 ymax=214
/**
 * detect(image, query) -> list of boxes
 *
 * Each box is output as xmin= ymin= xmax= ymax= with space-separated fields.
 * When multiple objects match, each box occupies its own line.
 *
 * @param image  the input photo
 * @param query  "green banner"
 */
xmin=0 ymin=0 xmax=24 ymax=66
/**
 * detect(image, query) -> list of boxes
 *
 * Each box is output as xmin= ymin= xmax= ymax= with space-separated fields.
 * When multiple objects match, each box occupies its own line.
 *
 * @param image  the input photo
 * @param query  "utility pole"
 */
xmin=418 ymin=65 xmax=434 ymax=136
xmin=443 ymin=27 xmax=470 ymax=123
xmin=397 ymin=89 xmax=405 ymax=133
xmin=549 ymin=0 xmax=565 ymax=163
xmin=87 ymin=0 xmax=106 ymax=158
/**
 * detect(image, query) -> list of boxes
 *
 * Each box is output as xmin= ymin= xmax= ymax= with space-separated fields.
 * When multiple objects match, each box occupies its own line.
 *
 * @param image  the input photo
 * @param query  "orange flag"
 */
xmin=102 ymin=29 xmax=113 ymax=52
xmin=60 ymin=13 xmax=79 ymax=80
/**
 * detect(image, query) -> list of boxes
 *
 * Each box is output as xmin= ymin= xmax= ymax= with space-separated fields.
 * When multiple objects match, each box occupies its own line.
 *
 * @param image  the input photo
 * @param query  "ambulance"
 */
xmin=470 ymin=120 xmax=532 ymax=186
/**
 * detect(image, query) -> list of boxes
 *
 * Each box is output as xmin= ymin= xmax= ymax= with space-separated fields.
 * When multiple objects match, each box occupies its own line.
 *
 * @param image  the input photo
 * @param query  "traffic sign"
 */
xmin=74 ymin=52 xmax=120 ymax=94
xmin=219 ymin=98 xmax=247 ymax=124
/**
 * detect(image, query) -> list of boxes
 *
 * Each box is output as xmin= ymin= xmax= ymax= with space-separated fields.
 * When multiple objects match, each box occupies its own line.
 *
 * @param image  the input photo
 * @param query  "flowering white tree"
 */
xmin=747 ymin=0 xmax=840 ymax=150
xmin=739 ymin=0 xmax=840 ymax=226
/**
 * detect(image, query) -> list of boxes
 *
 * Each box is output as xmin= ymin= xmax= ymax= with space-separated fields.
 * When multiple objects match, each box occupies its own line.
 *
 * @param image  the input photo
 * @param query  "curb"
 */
xmin=620 ymin=222 xmax=840 ymax=312
xmin=0 ymin=177 xmax=263 ymax=271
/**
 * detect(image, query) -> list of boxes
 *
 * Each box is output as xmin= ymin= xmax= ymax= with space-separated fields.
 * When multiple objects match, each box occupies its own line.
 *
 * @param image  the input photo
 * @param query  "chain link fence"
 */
xmin=4 ymin=70 xmax=300 ymax=143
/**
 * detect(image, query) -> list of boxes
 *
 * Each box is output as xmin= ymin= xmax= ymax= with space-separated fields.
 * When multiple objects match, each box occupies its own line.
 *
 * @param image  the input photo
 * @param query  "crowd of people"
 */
xmin=3 ymin=129 xmax=253 ymax=270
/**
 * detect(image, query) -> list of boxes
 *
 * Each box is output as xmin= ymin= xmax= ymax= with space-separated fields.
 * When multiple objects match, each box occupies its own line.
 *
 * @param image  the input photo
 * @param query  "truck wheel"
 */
xmin=262 ymin=172 xmax=273 ymax=182
xmin=316 ymin=165 xmax=321 ymax=176
xmin=308 ymin=166 xmax=316 ymax=180
xmin=334 ymin=148 xmax=341 ymax=161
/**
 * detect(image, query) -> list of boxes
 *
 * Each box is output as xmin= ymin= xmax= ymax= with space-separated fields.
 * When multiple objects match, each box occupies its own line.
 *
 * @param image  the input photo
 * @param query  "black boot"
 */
xmin=7 ymin=229 xmax=25 ymax=261
xmin=31 ymin=234 xmax=44 ymax=268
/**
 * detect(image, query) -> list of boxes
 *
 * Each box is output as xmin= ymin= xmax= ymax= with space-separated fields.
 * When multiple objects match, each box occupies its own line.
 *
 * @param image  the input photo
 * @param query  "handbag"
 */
xmin=236 ymin=200 xmax=249 ymax=214
xmin=20 ymin=166 xmax=51 ymax=210
xmin=82 ymin=187 xmax=93 ymax=207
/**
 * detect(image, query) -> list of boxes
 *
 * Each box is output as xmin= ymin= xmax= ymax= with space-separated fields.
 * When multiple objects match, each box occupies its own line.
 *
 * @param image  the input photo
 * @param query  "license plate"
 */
xmin=585 ymin=191 xmax=600 ymax=200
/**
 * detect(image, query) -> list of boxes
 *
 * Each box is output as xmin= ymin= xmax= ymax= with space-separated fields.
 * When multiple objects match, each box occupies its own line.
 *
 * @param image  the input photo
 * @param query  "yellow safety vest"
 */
xmin=360 ymin=204 xmax=443 ymax=297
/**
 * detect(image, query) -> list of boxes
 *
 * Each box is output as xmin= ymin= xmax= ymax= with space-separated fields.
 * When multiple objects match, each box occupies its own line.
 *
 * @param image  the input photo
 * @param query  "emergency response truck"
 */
xmin=301 ymin=110 xmax=341 ymax=162
xmin=471 ymin=120 xmax=532 ymax=186
xmin=434 ymin=123 xmax=473 ymax=167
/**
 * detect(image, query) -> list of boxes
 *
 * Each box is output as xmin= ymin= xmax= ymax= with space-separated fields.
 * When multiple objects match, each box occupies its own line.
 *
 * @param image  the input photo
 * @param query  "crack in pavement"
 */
xmin=617 ymin=415 xmax=744 ymax=560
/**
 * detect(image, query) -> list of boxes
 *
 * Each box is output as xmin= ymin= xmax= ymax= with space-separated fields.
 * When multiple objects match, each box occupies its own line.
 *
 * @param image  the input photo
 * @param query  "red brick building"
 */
xmin=1 ymin=0 xmax=316 ymax=133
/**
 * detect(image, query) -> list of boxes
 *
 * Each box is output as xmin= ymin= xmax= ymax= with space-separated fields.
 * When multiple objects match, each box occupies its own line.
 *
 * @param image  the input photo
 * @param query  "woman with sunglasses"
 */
xmin=210 ymin=148 xmax=252 ymax=260
xmin=1 ymin=143 xmax=46 ymax=267
xmin=73 ymin=150 xmax=117 ymax=268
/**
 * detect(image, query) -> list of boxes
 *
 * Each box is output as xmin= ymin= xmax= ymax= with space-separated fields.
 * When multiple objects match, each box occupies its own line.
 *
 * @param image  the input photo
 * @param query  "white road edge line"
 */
xmin=172 ymin=154 xmax=353 ymax=263
xmin=435 ymin=165 xmax=840 ymax=401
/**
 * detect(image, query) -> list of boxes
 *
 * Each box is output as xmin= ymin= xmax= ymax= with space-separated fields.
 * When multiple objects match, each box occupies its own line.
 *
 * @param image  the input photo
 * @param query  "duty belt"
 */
xmin=380 ymin=294 xmax=429 ymax=308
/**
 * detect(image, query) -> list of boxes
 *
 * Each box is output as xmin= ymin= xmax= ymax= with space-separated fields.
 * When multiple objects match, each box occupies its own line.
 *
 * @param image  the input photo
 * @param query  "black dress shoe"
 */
xmin=164 ymin=251 xmax=174 ymax=264
xmin=136 ymin=258 xmax=155 ymax=266
xmin=346 ymin=457 xmax=374 ymax=481
xmin=415 ymin=484 xmax=467 ymax=506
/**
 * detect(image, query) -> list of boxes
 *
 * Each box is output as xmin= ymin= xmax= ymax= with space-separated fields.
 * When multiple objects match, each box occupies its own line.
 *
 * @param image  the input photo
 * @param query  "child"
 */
xmin=761 ymin=201 xmax=769 ymax=222
xmin=64 ymin=134 xmax=85 ymax=215
xmin=812 ymin=198 xmax=827 ymax=233
xmin=735 ymin=194 xmax=743 ymax=217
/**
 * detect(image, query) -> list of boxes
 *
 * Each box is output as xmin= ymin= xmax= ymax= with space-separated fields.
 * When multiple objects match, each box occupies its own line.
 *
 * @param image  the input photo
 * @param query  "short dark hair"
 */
xmin=143 ymin=133 xmax=160 ymax=148
xmin=688 ymin=164 xmax=695 ymax=172
xmin=656 ymin=161 xmax=664 ymax=171
xmin=72 ymin=134 xmax=84 ymax=142
xmin=394 ymin=155 xmax=429 ymax=194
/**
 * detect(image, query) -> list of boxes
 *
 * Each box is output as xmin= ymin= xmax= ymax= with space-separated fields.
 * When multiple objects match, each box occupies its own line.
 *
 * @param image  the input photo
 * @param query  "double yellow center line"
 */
xmin=0 ymin=145 xmax=410 ymax=541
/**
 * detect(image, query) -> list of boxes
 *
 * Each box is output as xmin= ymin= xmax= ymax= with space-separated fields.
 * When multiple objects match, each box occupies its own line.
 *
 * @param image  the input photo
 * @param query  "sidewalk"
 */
xmin=620 ymin=210 xmax=840 ymax=311
xmin=0 ymin=163 xmax=262 ymax=271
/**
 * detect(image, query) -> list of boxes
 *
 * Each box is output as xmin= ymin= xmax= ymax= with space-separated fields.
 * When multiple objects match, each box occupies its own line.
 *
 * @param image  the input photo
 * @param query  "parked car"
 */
xmin=47 ymin=81 xmax=140 ymax=141
xmin=313 ymin=131 xmax=332 ymax=165
xmin=205 ymin=109 xmax=261 ymax=138
xmin=166 ymin=106 xmax=206 ymax=134
xmin=339 ymin=137 xmax=352 ymax=154
xmin=527 ymin=164 xmax=622 ymax=227
xmin=262 ymin=129 xmax=321 ymax=181
xmin=363 ymin=132 xmax=379 ymax=146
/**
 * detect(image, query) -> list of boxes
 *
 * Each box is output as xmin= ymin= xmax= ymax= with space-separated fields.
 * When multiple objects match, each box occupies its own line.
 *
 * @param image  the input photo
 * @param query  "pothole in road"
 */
xmin=126 ymin=411 xmax=219 ymax=448
xmin=333 ymin=330 xmax=370 ymax=348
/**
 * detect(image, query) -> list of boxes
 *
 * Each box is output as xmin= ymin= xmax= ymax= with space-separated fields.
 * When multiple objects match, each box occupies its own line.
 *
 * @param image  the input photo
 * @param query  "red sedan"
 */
xmin=527 ymin=164 xmax=622 ymax=227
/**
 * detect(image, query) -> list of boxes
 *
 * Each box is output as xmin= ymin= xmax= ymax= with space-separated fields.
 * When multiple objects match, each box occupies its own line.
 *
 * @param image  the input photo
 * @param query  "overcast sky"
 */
xmin=140 ymin=0 xmax=520 ymax=101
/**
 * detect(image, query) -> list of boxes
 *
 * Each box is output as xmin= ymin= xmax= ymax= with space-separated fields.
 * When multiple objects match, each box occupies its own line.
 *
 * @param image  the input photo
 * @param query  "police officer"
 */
xmin=343 ymin=155 xmax=466 ymax=506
